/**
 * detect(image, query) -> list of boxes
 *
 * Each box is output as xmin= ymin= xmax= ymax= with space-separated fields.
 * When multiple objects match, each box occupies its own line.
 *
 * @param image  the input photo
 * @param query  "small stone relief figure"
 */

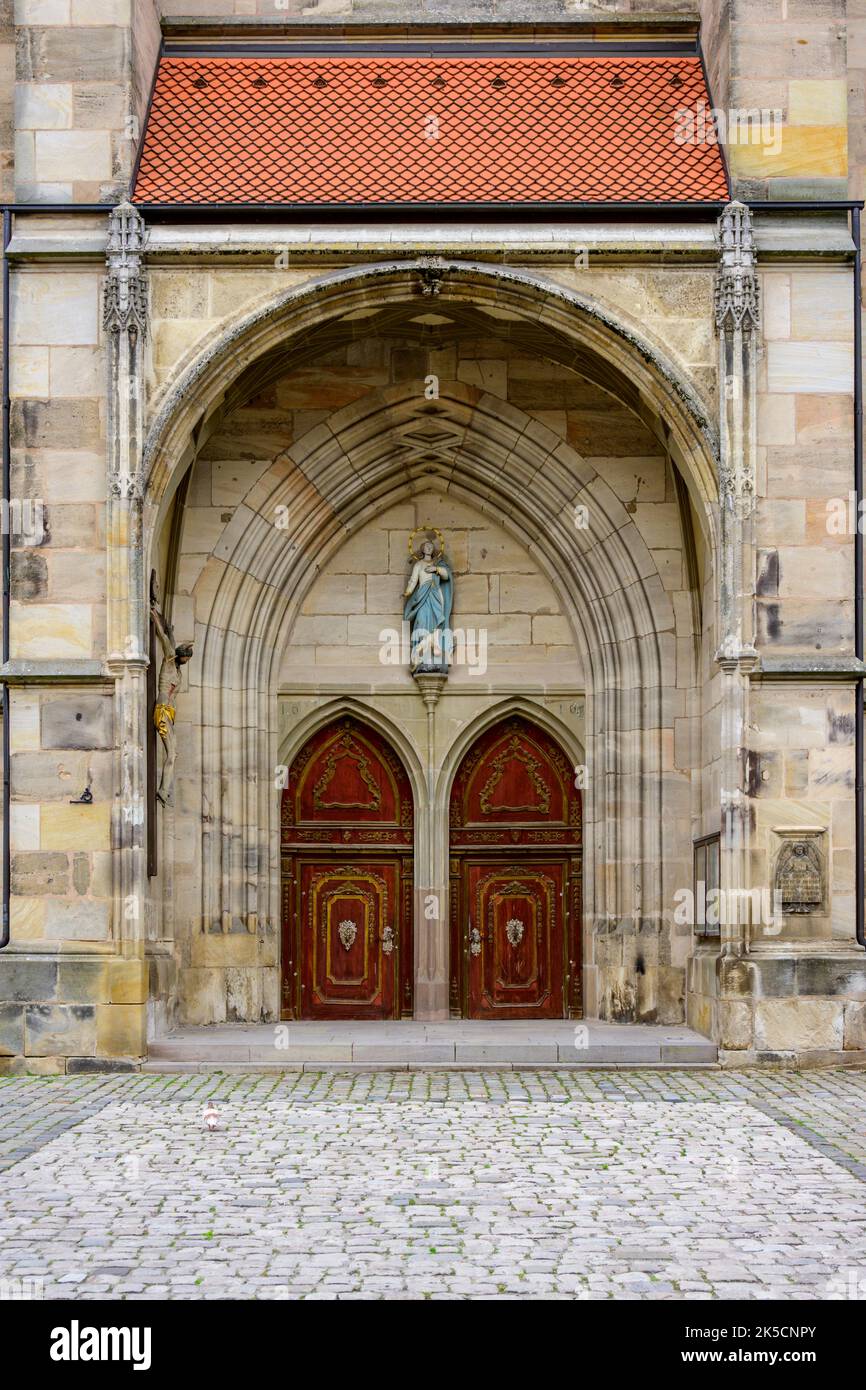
xmin=403 ymin=530 xmax=453 ymax=673
xmin=776 ymin=839 xmax=823 ymax=915
xmin=151 ymin=579 xmax=193 ymax=807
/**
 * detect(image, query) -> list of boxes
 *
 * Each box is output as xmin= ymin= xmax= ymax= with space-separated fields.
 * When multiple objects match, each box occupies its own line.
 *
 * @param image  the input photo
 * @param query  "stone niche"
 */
xmin=769 ymin=827 xmax=829 ymax=943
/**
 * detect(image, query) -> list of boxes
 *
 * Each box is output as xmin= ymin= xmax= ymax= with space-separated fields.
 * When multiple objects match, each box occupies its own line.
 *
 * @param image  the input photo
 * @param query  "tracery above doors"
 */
xmin=281 ymin=717 xmax=412 ymax=848
xmin=449 ymin=717 xmax=581 ymax=849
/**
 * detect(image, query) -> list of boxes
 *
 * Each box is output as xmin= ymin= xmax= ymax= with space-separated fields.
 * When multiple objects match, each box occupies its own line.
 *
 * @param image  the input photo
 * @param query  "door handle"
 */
xmin=379 ymin=925 xmax=396 ymax=955
xmin=469 ymin=925 xmax=490 ymax=955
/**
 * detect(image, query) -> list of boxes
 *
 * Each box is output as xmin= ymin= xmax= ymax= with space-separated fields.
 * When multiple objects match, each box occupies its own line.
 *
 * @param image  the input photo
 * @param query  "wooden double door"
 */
xmin=281 ymin=714 xmax=582 ymax=1021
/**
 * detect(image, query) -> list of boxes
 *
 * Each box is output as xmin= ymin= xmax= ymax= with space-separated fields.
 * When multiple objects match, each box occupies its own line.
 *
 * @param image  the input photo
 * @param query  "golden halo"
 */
xmin=407 ymin=525 xmax=445 ymax=561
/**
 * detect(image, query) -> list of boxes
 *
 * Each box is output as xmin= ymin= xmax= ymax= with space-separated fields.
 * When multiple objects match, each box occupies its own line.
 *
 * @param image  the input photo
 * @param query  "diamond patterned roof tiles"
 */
xmin=133 ymin=54 xmax=729 ymax=206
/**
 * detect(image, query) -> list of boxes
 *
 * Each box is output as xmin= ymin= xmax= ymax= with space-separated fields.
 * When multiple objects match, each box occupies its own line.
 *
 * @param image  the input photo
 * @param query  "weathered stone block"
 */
xmin=9 ymin=601 xmax=92 ymax=659
xmin=745 ymin=955 xmax=797 ymax=997
xmin=657 ymin=965 xmax=685 ymax=1024
xmin=718 ymin=999 xmax=753 ymax=1050
xmin=15 ymin=81 xmax=72 ymax=130
xmin=72 ymin=852 xmax=90 ymax=894
xmin=95 ymin=1003 xmax=146 ymax=1058
xmin=11 ymin=803 xmax=39 ymax=853
xmin=180 ymin=968 xmax=227 ymax=1026
xmin=56 ymin=959 xmax=110 ymax=1005
xmin=41 ymin=802 xmax=111 ymax=853
xmin=0 ymin=1054 xmax=65 ymax=1075
xmin=20 ymin=27 xmax=129 ymax=85
xmin=717 ymin=956 xmax=759 ymax=998
xmin=11 ymin=270 xmax=99 ymax=346
xmin=301 ymin=573 xmax=365 ymax=615
xmin=12 ymin=750 xmax=94 ymax=802
xmin=24 ymin=1002 xmax=95 ymax=1056
xmin=796 ymin=956 xmax=866 ymax=1000
xmin=755 ymin=998 xmax=843 ymax=1051
xmin=9 ymin=896 xmax=46 ymax=940
xmin=225 ymin=967 xmax=264 ymax=1022
xmin=10 ymin=850 xmax=68 ymax=894
xmin=107 ymin=958 xmax=147 ymax=1005
xmin=35 ymin=129 xmax=111 ymax=183
xmin=766 ymin=342 xmax=853 ymax=394
xmin=11 ymin=550 xmax=47 ymax=601
xmin=11 ymin=399 xmax=101 ymax=450
xmin=0 ymin=1003 xmax=25 ymax=1056
xmin=190 ymin=933 xmax=259 ymax=969
xmin=44 ymin=897 xmax=110 ymax=941
xmin=66 ymin=1056 xmax=139 ymax=1073
xmin=843 ymin=1001 xmax=866 ymax=1051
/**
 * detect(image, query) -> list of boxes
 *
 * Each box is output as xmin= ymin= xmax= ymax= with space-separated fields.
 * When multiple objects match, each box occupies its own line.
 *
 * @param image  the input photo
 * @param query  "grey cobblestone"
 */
xmin=1 ymin=1068 xmax=865 ymax=1299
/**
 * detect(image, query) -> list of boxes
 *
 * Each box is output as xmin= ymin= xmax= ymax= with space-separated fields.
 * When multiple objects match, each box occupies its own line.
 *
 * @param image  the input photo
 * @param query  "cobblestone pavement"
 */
xmin=1 ymin=1068 xmax=866 ymax=1300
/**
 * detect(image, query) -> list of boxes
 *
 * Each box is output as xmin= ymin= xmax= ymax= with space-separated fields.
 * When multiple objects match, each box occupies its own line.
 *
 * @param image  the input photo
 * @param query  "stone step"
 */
xmin=145 ymin=1023 xmax=718 ymax=1069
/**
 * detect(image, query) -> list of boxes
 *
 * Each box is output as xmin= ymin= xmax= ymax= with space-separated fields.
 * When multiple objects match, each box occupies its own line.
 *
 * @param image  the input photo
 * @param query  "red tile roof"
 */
xmin=133 ymin=54 xmax=729 ymax=206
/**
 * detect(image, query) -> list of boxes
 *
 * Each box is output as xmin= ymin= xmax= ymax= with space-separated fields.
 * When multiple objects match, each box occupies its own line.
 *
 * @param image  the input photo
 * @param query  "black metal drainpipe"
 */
xmin=1 ymin=207 xmax=9 ymax=949
xmin=854 ymin=205 xmax=865 ymax=950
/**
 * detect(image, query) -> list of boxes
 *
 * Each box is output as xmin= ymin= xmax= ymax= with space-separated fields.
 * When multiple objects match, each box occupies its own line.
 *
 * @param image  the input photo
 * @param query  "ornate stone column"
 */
xmin=104 ymin=202 xmax=149 ymax=966
xmin=714 ymin=201 xmax=760 ymax=960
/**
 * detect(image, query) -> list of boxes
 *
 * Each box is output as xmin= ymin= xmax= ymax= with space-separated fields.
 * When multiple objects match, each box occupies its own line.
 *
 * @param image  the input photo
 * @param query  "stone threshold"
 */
xmin=142 ymin=1061 xmax=721 ymax=1074
xmin=145 ymin=1020 xmax=717 ymax=1069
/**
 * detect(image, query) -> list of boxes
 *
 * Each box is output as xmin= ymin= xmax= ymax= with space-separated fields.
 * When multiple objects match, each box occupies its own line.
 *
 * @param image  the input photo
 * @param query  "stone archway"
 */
xmin=130 ymin=258 xmax=720 ymax=1028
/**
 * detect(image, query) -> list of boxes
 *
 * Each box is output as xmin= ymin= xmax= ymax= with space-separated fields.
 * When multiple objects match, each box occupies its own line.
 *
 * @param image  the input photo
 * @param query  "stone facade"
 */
xmin=0 ymin=0 xmax=865 ymax=1069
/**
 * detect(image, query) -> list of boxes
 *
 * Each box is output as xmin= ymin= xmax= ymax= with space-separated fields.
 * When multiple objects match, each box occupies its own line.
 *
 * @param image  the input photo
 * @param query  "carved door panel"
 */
xmin=464 ymin=859 xmax=565 ymax=1019
xmin=281 ymin=718 xmax=414 ymax=1020
xmin=298 ymin=859 xmax=399 ymax=1019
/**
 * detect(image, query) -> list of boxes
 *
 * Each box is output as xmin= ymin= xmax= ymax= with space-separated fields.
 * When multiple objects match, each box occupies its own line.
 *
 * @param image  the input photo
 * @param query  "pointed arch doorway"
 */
xmin=449 ymin=716 xmax=583 ymax=1019
xmin=280 ymin=717 xmax=414 ymax=1020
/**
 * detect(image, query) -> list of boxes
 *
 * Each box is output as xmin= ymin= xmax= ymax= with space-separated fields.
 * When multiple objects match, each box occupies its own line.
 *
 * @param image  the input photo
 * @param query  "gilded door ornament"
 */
xmin=338 ymin=919 xmax=358 ymax=951
xmin=505 ymin=917 xmax=525 ymax=948
xmin=478 ymin=737 xmax=551 ymax=815
xmin=312 ymin=734 xmax=382 ymax=811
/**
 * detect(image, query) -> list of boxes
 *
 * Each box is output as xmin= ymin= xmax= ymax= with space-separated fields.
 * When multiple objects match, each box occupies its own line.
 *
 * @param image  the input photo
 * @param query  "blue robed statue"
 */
xmin=403 ymin=534 xmax=453 ymax=673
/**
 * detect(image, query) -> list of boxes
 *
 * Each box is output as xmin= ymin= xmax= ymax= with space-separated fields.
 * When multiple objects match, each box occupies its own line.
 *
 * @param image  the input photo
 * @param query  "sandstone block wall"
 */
xmin=13 ymin=0 xmax=159 ymax=204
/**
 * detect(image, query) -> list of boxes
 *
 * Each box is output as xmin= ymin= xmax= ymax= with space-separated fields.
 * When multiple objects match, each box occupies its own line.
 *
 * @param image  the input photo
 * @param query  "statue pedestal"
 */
xmin=412 ymin=671 xmax=448 ymax=712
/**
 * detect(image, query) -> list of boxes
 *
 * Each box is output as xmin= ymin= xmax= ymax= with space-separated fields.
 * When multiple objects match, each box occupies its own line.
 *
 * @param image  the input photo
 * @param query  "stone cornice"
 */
xmin=0 ymin=660 xmax=109 ymax=684
xmin=750 ymin=656 xmax=866 ymax=681
xmin=5 ymin=217 xmax=855 ymax=264
xmin=161 ymin=12 xmax=701 ymax=42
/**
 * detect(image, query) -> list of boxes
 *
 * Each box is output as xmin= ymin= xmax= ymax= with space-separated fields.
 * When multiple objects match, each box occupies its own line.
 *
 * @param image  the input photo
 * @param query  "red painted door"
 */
xmin=465 ymin=859 xmax=565 ymax=1019
xmin=299 ymin=859 xmax=399 ymax=1019
xmin=282 ymin=718 xmax=414 ymax=1020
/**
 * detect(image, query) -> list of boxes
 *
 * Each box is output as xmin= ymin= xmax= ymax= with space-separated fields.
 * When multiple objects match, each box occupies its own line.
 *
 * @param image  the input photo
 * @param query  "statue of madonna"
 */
xmin=403 ymin=534 xmax=453 ymax=674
